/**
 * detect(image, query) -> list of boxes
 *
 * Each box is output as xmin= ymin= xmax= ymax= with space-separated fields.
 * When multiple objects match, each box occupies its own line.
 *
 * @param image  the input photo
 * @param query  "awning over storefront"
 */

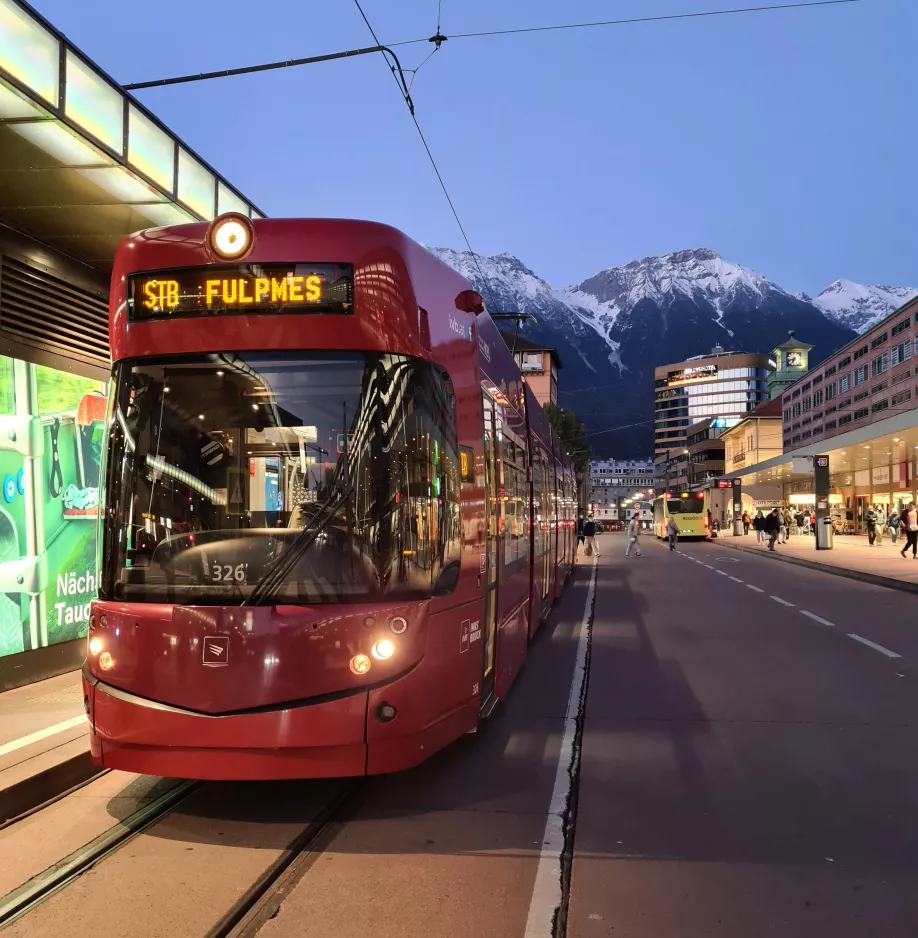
xmin=0 ymin=0 xmax=263 ymax=270
xmin=723 ymin=411 xmax=918 ymax=489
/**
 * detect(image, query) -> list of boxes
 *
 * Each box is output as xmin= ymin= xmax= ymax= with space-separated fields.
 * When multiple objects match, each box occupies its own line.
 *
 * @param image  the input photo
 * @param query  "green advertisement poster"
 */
xmin=0 ymin=356 xmax=107 ymax=659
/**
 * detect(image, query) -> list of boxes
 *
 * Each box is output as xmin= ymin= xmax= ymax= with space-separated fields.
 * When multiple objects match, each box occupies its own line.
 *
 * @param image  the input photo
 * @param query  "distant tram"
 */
xmin=653 ymin=492 xmax=708 ymax=540
xmin=83 ymin=215 xmax=576 ymax=780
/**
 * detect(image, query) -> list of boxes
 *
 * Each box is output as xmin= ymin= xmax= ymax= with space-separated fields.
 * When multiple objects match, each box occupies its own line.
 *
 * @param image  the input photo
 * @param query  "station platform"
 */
xmin=712 ymin=529 xmax=918 ymax=592
xmin=0 ymin=670 xmax=96 ymax=825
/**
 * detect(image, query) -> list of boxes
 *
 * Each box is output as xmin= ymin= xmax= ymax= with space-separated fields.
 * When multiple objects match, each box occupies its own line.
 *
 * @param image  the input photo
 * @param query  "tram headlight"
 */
xmin=350 ymin=654 xmax=372 ymax=675
xmin=209 ymin=214 xmax=253 ymax=260
xmin=372 ymin=639 xmax=395 ymax=660
xmin=88 ymin=636 xmax=103 ymax=656
xmin=388 ymin=616 xmax=408 ymax=635
xmin=98 ymin=652 xmax=115 ymax=672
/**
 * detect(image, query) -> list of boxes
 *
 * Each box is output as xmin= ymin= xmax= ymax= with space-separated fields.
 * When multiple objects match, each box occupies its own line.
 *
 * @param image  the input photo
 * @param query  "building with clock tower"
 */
xmin=767 ymin=331 xmax=813 ymax=399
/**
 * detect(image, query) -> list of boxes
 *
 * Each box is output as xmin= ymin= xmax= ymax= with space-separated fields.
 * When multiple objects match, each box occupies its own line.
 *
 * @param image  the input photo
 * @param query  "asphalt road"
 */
xmin=569 ymin=533 xmax=918 ymax=937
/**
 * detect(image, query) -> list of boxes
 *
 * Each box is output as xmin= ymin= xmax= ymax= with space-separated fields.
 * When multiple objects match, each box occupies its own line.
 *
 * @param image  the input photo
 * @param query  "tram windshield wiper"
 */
xmin=241 ymin=479 xmax=353 ymax=607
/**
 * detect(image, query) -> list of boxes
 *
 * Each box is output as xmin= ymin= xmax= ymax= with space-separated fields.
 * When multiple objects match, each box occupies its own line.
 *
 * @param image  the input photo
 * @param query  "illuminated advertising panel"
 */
xmin=667 ymin=364 xmax=717 ymax=386
xmin=128 ymin=263 xmax=354 ymax=322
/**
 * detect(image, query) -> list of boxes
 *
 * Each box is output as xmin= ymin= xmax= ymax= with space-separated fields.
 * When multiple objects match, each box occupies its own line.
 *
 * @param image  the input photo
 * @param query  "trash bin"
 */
xmin=816 ymin=517 xmax=834 ymax=550
xmin=733 ymin=518 xmax=744 ymax=537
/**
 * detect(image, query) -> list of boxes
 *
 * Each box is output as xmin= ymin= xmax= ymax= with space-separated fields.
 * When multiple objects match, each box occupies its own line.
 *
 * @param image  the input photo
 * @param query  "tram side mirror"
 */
xmin=455 ymin=290 xmax=485 ymax=315
xmin=433 ymin=560 xmax=461 ymax=596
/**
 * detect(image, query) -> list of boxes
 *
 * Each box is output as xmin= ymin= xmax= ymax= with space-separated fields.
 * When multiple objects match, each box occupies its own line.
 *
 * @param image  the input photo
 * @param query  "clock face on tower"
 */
xmin=785 ymin=351 xmax=803 ymax=368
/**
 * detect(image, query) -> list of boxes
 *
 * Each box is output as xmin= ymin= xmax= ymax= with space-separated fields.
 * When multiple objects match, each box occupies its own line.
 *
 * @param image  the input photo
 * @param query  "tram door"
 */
xmin=480 ymin=391 xmax=500 ymax=711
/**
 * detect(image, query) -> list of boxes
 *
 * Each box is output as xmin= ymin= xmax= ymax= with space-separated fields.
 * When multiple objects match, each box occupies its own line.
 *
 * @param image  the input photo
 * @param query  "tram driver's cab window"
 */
xmin=102 ymin=352 xmax=461 ymax=604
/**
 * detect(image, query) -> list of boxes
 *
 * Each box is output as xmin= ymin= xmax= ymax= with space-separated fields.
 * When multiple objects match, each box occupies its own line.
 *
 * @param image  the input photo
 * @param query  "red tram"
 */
xmin=82 ymin=215 xmax=576 ymax=779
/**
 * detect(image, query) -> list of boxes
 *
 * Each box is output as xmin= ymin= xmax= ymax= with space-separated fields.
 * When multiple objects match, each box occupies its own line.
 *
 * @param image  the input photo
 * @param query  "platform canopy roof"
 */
xmin=0 ymin=0 xmax=264 ymax=271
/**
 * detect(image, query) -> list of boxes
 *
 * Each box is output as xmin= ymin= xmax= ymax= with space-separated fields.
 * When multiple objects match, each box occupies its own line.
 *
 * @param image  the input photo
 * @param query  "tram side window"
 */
xmin=531 ymin=451 xmax=547 ymax=557
xmin=501 ymin=433 xmax=529 ymax=571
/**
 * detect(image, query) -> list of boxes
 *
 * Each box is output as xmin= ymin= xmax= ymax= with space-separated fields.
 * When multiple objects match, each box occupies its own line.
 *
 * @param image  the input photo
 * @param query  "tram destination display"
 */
xmin=129 ymin=263 xmax=354 ymax=321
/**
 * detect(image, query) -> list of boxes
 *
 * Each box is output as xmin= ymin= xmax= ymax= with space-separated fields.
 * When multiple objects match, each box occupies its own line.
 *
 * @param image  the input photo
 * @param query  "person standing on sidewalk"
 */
xmin=575 ymin=511 xmax=586 ymax=560
xmin=764 ymin=508 xmax=780 ymax=551
xmin=667 ymin=515 xmax=679 ymax=551
xmin=888 ymin=508 xmax=900 ymax=546
xmin=901 ymin=503 xmax=918 ymax=559
xmin=778 ymin=508 xmax=788 ymax=544
xmin=866 ymin=505 xmax=879 ymax=546
xmin=753 ymin=510 xmax=765 ymax=544
xmin=583 ymin=515 xmax=601 ymax=558
xmin=742 ymin=510 xmax=751 ymax=535
xmin=625 ymin=513 xmax=643 ymax=558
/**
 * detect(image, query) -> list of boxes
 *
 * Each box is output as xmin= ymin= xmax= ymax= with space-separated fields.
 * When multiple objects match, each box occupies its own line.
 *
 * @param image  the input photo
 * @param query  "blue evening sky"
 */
xmin=33 ymin=0 xmax=916 ymax=294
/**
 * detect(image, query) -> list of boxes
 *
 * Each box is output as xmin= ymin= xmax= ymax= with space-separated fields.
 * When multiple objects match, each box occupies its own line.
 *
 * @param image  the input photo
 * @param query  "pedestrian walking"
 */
xmin=575 ymin=511 xmax=585 ymax=560
xmin=753 ymin=510 xmax=765 ymax=544
xmin=667 ymin=515 xmax=679 ymax=551
xmin=764 ymin=508 xmax=780 ymax=551
xmin=866 ymin=505 xmax=879 ymax=546
xmin=875 ymin=506 xmax=886 ymax=546
xmin=778 ymin=508 xmax=788 ymax=544
xmin=583 ymin=515 xmax=601 ymax=558
xmin=888 ymin=508 xmax=900 ymax=546
xmin=742 ymin=510 xmax=751 ymax=535
xmin=901 ymin=503 xmax=918 ymax=559
xmin=625 ymin=514 xmax=643 ymax=558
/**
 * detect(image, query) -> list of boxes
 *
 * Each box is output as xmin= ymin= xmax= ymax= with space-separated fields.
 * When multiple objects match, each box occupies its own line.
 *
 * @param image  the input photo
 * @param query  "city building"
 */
xmin=654 ymin=347 xmax=773 ymax=476
xmin=767 ymin=331 xmax=813 ymax=399
xmin=708 ymin=396 xmax=785 ymax=520
xmin=0 ymin=0 xmax=262 ymax=690
xmin=723 ymin=294 xmax=918 ymax=534
xmin=499 ymin=333 xmax=561 ymax=407
xmin=588 ymin=459 xmax=659 ymax=523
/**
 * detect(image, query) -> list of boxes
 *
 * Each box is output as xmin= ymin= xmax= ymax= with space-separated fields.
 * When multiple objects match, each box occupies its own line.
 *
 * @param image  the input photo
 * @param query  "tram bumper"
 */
xmin=83 ymin=670 xmax=368 ymax=779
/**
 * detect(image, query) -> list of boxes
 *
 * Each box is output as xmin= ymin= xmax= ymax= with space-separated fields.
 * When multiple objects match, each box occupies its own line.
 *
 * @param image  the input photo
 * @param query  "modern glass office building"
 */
xmin=654 ymin=348 xmax=773 ymax=462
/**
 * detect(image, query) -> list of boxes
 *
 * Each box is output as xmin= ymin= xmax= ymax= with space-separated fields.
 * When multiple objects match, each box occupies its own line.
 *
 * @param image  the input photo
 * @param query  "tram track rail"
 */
xmin=0 ymin=768 xmax=111 ymax=833
xmin=0 ymin=779 xmax=202 ymax=930
xmin=0 ymin=776 xmax=370 ymax=936
xmin=207 ymin=780 xmax=368 ymax=938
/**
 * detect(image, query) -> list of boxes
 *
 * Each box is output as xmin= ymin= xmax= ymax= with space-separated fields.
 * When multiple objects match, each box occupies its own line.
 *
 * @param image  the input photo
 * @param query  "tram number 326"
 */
xmin=212 ymin=563 xmax=247 ymax=583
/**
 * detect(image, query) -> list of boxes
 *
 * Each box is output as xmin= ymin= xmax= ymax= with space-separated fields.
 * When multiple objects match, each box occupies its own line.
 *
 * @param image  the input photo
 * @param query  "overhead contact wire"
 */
xmin=353 ymin=0 xmax=500 ymax=313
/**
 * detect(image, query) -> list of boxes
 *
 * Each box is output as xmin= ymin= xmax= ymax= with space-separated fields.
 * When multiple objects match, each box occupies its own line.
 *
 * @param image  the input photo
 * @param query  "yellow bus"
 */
xmin=654 ymin=492 xmax=707 ymax=540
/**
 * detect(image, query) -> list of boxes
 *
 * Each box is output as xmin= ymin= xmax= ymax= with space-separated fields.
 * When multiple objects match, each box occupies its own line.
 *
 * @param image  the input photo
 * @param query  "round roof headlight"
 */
xmin=209 ymin=213 xmax=254 ymax=260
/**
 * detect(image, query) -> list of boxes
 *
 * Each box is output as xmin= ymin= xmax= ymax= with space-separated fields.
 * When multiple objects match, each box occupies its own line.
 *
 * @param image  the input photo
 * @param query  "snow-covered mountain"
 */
xmin=804 ymin=280 xmax=918 ymax=334
xmin=428 ymin=245 xmax=911 ymax=457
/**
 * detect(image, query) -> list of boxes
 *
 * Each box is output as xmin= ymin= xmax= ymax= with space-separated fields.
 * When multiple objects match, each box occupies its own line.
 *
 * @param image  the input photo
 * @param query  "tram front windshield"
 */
xmin=100 ymin=352 xmax=461 ymax=604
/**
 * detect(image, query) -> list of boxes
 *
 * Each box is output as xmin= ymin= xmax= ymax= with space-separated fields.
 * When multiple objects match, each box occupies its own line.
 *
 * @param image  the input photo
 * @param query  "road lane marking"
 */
xmin=848 ymin=633 xmax=902 ymax=658
xmin=770 ymin=596 xmax=794 ymax=606
xmin=800 ymin=610 xmax=834 ymax=627
xmin=524 ymin=554 xmax=597 ymax=937
xmin=703 ymin=564 xmax=713 ymax=569
xmin=716 ymin=570 xmax=729 ymax=576
xmin=0 ymin=715 xmax=87 ymax=757
xmin=746 ymin=584 xmax=764 ymax=593
xmin=729 ymin=576 xmax=744 ymax=583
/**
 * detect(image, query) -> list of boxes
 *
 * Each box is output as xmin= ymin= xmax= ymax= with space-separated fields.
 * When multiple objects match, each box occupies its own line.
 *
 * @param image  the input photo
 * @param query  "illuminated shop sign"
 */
xmin=667 ymin=365 xmax=717 ymax=386
xmin=128 ymin=263 xmax=354 ymax=321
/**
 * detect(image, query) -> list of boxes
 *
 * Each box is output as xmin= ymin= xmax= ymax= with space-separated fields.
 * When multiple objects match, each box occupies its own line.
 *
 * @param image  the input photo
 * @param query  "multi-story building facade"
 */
xmin=589 ymin=459 xmax=659 ymax=521
xmin=722 ymin=396 xmax=784 ymax=473
xmin=500 ymin=333 xmax=561 ymax=407
xmin=724 ymin=294 xmax=918 ymax=534
xmin=654 ymin=348 xmax=773 ymax=460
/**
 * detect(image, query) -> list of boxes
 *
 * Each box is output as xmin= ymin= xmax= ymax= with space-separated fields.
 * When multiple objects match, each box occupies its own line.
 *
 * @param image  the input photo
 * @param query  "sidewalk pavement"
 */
xmin=711 ymin=529 xmax=918 ymax=593
xmin=0 ymin=670 xmax=97 ymax=824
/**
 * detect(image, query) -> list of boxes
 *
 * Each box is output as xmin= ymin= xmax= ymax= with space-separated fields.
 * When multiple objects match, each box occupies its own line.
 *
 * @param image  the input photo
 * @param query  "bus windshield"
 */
xmin=667 ymin=496 xmax=705 ymax=514
xmin=100 ymin=351 xmax=461 ymax=604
